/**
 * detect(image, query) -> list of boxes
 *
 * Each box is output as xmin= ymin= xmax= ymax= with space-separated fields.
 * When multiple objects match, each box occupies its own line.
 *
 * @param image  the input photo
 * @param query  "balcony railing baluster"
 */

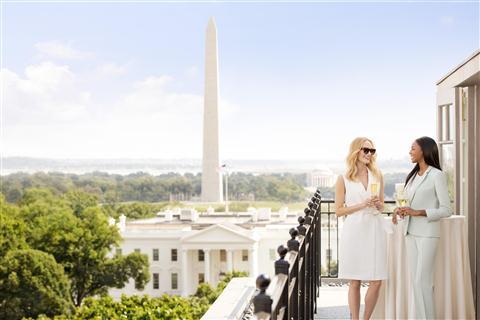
xmin=252 ymin=191 xmax=322 ymax=320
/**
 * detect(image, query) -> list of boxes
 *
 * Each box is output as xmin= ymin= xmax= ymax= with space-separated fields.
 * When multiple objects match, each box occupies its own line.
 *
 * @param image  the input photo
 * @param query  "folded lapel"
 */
xmin=409 ymin=166 xmax=432 ymax=205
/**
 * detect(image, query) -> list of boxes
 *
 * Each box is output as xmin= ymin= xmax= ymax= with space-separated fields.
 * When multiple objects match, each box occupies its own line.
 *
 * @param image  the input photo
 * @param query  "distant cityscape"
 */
xmin=1 ymin=156 xmax=412 ymax=176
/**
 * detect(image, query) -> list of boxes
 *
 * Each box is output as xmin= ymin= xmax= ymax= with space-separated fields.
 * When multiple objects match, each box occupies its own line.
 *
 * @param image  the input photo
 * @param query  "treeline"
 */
xmin=1 ymin=171 xmax=308 ymax=204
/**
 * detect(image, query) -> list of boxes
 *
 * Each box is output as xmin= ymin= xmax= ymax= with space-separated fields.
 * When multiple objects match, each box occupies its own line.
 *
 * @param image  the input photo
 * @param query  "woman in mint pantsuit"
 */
xmin=392 ymin=136 xmax=452 ymax=319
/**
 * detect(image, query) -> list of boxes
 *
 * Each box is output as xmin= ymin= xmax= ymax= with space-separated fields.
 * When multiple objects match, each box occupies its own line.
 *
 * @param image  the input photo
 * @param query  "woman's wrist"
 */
xmin=416 ymin=209 xmax=426 ymax=217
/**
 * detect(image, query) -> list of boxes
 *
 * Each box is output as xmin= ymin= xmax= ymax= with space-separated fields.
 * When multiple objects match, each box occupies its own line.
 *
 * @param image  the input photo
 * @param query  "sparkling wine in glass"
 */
xmin=370 ymin=183 xmax=379 ymax=197
xmin=395 ymin=185 xmax=408 ymax=207
xmin=398 ymin=197 xmax=408 ymax=207
xmin=369 ymin=183 xmax=380 ymax=215
xmin=394 ymin=185 xmax=409 ymax=220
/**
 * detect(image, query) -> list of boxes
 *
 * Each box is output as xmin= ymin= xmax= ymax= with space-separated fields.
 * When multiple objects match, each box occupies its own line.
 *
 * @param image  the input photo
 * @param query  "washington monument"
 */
xmin=201 ymin=17 xmax=223 ymax=202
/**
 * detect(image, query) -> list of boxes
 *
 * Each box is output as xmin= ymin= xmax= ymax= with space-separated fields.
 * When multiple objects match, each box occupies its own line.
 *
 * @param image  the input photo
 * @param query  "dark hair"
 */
xmin=405 ymin=136 xmax=442 ymax=187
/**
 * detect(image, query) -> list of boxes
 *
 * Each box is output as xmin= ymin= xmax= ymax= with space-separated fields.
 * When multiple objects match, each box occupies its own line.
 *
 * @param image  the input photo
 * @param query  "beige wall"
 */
xmin=475 ymin=84 xmax=480 ymax=317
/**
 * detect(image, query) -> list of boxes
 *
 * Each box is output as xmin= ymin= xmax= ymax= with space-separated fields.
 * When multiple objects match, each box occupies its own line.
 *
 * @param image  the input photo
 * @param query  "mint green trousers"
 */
xmin=405 ymin=234 xmax=439 ymax=319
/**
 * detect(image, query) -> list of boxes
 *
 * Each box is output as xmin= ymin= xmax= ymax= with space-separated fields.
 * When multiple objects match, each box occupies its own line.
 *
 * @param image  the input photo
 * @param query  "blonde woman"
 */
xmin=335 ymin=137 xmax=386 ymax=320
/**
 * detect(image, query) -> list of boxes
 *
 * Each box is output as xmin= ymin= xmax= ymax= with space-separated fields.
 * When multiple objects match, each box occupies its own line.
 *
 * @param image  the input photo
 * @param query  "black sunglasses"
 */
xmin=360 ymin=147 xmax=376 ymax=155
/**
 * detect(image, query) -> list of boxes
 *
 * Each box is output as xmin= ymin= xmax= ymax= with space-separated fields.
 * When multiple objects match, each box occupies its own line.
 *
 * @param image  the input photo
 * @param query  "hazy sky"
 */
xmin=1 ymin=1 xmax=478 ymax=161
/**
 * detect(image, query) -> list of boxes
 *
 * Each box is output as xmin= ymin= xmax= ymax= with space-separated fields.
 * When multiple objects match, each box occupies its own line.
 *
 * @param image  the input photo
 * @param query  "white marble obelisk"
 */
xmin=201 ymin=17 xmax=223 ymax=202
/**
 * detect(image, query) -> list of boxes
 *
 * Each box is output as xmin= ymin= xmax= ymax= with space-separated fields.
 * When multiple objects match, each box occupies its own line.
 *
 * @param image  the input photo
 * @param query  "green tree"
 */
xmin=18 ymin=189 xmax=150 ymax=306
xmin=215 ymin=270 xmax=249 ymax=293
xmin=73 ymin=271 xmax=245 ymax=320
xmin=0 ymin=196 xmax=27 ymax=257
xmin=73 ymin=294 xmax=207 ymax=320
xmin=64 ymin=189 xmax=99 ymax=216
xmin=194 ymin=283 xmax=218 ymax=304
xmin=0 ymin=249 xmax=74 ymax=320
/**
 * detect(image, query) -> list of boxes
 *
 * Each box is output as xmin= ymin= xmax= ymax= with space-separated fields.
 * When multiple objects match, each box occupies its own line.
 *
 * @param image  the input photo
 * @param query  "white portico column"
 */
xmin=249 ymin=244 xmax=258 ymax=277
xmin=226 ymin=249 xmax=233 ymax=272
xmin=204 ymin=249 xmax=211 ymax=283
xmin=181 ymin=249 xmax=189 ymax=295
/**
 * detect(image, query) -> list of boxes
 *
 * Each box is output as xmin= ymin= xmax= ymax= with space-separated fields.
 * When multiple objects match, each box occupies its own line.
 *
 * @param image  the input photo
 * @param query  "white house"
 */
xmin=109 ymin=208 xmax=307 ymax=298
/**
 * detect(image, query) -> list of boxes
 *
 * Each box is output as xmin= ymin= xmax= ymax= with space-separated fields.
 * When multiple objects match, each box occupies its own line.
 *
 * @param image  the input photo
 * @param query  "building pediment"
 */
xmin=181 ymin=223 xmax=256 ymax=244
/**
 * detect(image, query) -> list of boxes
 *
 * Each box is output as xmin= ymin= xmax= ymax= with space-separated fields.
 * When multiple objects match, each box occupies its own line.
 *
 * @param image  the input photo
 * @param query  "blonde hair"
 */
xmin=345 ymin=137 xmax=381 ymax=181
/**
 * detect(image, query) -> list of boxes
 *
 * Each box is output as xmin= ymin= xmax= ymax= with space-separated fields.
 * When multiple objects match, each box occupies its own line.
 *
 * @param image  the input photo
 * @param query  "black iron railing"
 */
xmin=251 ymin=190 xmax=322 ymax=320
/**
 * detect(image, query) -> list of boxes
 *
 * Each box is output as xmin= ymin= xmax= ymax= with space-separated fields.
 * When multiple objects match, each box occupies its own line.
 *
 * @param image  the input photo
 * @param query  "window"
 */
xmin=438 ymin=103 xmax=455 ymax=203
xmin=441 ymin=144 xmax=455 ymax=202
xmin=171 ymin=273 xmax=178 ymax=290
xmin=153 ymin=273 xmax=159 ymax=289
xmin=242 ymin=250 xmax=248 ymax=262
xmin=269 ymin=249 xmax=276 ymax=260
xmin=199 ymin=273 xmax=205 ymax=284
xmin=171 ymin=249 xmax=178 ymax=261
xmin=198 ymin=250 xmax=205 ymax=262
xmin=134 ymin=248 xmax=141 ymax=253
xmin=220 ymin=250 xmax=226 ymax=262
xmin=439 ymin=104 xmax=454 ymax=142
xmin=115 ymin=248 xmax=122 ymax=256
xmin=153 ymin=249 xmax=159 ymax=261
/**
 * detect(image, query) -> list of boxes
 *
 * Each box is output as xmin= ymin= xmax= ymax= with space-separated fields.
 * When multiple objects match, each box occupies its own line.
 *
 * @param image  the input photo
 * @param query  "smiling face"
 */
xmin=409 ymin=141 xmax=424 ymax=163
xmin=358 ymin=140 xmax=374 ymax=165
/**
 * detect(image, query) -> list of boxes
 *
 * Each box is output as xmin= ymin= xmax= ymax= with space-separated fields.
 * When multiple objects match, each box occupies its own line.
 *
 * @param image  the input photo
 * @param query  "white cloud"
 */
xmin=2 ymin=63 xmax=218 ymax=158
xmin=2 ymin=62 xmax=91 ymax=125
xmin=3 ymin=59 xmax=431 ymax=161
xmin=122 ymin=75 xmax=202 ymax=113
xmin=35 ymin=41 xmax=93 ymax=60
xmin=96 ymin=62 xmax=128 ymax=77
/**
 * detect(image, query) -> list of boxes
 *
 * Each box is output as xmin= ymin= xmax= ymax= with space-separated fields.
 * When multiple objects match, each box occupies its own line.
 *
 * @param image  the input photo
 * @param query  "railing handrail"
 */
xmin=251 ymin=190 xmax=322 ymax=320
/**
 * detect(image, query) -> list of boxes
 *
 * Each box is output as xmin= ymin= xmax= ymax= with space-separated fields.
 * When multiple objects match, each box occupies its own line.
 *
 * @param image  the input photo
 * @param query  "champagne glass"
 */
xmin=370 ymin=183 xmax=380 ymax=214
xmin=370 ymin=183 xmax=379 ymax=197
xmin=394 ymin=186 xmax=409 ymax=220
xmin=397 ymin=194 xmax=409 ymax=207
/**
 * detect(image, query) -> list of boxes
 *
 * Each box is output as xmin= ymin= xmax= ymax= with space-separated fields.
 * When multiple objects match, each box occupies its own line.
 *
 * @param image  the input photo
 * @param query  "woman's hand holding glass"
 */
xmin=397 ymin=207 xmax=421 ymax=217
xmin=392 ymin=207 xmax=402 ymax=224
xmin=369 ymin=183 xmax=381 ymax=214
xmin=362 ymin=197 xmax=376 ymax=209
xmin=372 ymin=197 xmax=382 ymax=211
xmin=392 ymin=185 xmax=409 ymax=224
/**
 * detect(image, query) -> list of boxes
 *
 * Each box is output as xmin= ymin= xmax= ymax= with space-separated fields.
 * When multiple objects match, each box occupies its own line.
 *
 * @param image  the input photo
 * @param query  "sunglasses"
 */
xmin=360 ymin=147 xmax=376 ymax=155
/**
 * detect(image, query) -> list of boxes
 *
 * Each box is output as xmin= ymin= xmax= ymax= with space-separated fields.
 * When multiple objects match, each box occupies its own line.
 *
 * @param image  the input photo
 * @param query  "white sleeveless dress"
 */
xmin=338 ymin=169 xmax=388 ymax=280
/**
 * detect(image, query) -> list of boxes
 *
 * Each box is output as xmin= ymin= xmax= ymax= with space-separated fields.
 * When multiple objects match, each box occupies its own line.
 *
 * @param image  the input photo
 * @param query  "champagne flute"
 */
xmin=397 ymin=196 xmax=409 ymax=207
xmin=370 ymin=183 xmax=380 ymax=214
xmin=394 ymin=187 xmax=409 ymax=220
xmin=370 ymin=183 xmax=379 ymax=197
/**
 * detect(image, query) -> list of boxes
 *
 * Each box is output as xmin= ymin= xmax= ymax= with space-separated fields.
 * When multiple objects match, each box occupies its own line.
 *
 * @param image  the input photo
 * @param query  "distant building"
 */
xmin=307 ymin=167 xmax=336 ymax=189
xmin=109 ymin=208 xmax=310 ymax=298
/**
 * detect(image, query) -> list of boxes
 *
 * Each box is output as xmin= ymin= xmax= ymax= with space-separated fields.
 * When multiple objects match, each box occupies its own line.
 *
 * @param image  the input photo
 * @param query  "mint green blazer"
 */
xmin=403 ymin=166 xmax=453 ymax=237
